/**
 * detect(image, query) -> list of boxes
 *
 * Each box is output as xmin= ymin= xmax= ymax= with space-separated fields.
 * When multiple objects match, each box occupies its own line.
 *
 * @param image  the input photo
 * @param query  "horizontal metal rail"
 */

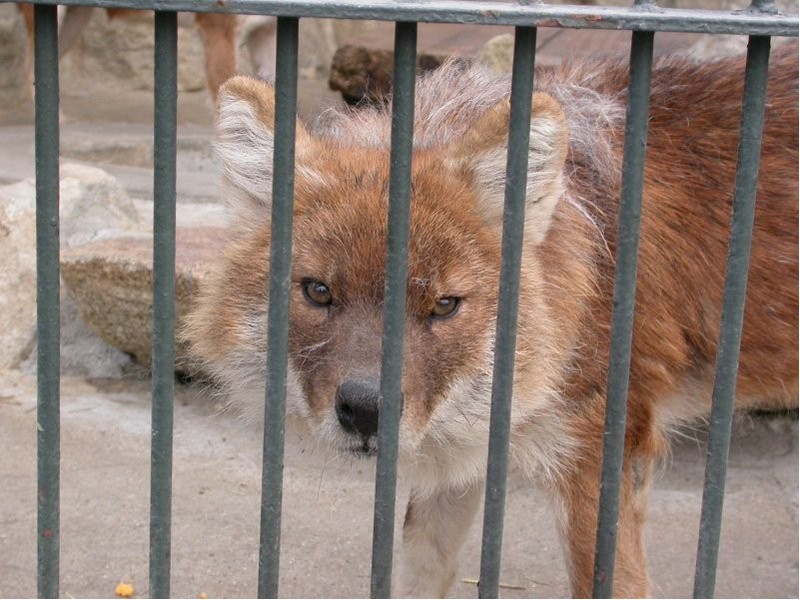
xmin=6 ymin=0 xmax=798 ymax=36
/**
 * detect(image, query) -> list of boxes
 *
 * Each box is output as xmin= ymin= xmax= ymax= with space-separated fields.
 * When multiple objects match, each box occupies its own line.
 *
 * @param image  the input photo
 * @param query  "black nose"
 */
xmin=336 ymin=379 xmax=380 ymax=438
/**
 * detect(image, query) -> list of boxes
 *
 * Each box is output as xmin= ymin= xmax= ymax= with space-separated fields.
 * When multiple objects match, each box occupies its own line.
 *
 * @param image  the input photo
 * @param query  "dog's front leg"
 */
xmin=399 ymin=480 xmax=484 ymax=598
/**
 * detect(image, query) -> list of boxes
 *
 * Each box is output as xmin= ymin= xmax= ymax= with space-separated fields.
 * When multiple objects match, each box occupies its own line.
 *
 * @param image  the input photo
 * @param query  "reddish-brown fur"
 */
xmin=186 ymin=44 xmax=798 ymax=597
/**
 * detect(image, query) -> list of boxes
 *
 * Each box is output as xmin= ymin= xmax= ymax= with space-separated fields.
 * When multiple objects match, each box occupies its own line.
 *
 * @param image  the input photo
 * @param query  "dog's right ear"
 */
xmin=215 ymin=76 xmax=315 ymax=223
xmin=446 ymin=92 xmax=568 ymax=245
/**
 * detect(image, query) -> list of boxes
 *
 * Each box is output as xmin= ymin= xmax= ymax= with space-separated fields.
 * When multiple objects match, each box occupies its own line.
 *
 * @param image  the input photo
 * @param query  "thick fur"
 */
xmin=186 ymin=45 xmax=798 ymax=597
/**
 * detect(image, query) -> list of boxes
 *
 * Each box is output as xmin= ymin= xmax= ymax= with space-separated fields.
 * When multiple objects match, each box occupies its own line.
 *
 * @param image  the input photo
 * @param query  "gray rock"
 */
xmin=19 ymin=292 xmax=135 ymax=379
xmin=59 ymin=9 xmax=206 ymax=96
xmin=475 ymin=33 xmax=515 ymax=74
xmin=11 ymin=165 xmax=227 ymax=378
xmin=0 ymin=6 xmax=347 ymax=118
xmin=59 ymin=162 xmax=142 ymax=248
xmin=0 ymin=178 xmax=37 ymax=369
xmin=299 ymin=18 xmax=339 ymax=80
xmin=59 ymin=227 xmax=229 ymax=372
xmin=0 ymin=165 xmax=141 ymax=373
xmin=0 ymin=5 xmax=29 ymax=110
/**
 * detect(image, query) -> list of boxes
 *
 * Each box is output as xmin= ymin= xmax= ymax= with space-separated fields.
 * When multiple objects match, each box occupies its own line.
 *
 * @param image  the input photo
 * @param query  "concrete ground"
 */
xmin=0 ymin=18 xmax=797 ymax=600
xmin=0 ymin=372 xmax=797 ymax=598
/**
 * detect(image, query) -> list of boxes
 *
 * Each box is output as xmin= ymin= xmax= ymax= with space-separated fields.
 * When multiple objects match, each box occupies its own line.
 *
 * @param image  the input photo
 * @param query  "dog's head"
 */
xmin=186 ymin=73 xmax=568 ymax=464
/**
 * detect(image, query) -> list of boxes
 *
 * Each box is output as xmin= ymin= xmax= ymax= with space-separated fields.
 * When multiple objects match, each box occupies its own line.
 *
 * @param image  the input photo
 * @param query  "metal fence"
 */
xmin=12 ymin=0 xmax=798 ymax=598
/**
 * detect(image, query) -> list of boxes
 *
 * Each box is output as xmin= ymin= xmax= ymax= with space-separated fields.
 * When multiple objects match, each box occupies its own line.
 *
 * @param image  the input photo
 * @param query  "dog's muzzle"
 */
xmin=335 ymin=378 xmax=381 ymax=441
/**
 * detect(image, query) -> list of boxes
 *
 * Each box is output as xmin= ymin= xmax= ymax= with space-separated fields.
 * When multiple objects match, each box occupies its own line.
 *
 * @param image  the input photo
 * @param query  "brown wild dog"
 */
xmin=186 ymin=43 xmax=799 ymax=597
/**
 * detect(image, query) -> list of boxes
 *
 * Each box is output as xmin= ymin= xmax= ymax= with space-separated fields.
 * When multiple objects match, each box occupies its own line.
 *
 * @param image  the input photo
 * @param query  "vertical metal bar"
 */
xmin=369 ymin=20 xmax=417 ymax=599
xmin=477 ymin=25 xmax=537 ymax=600
xmin=149 ymin=10 xmax=178 ymax=599
xmin=592 ymin=30 xmax=654 ymax=599
xmin=257 ymin=16 xmax=299 ymax=600
xmin=693 ymin=35 xmax=772 ymax=599
xmin=34 ymin=4 xmax=60 ymax=599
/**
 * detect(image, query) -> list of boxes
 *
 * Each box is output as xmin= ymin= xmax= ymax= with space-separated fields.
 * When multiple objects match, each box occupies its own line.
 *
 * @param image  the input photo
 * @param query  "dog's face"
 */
xmin=187 ymin=75 xmax=568 ymax=460
xmin=286 ymin=146 xmax=502 ymax=455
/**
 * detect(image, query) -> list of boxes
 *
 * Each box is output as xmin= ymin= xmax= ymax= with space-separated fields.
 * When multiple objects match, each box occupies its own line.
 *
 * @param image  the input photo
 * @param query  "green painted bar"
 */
xmin=257 ymin=16 xmax=299 ymax=600
xmin=149 ymin=10 xmax=178 ymax=599
xmin=13 ymin=1 xmax=792 ymax=598
xmin=370 ymin=20 xmax=417 ymax=600
xmin=591 ymin=30 xmax=654 ymax=599
xmin=34 ymin=4 xmax=60 ymax=598
xmin=693 ymin=35 xmax=772 ymax=600
xmin=10 ymin=0 xmax=798 ymax=37
xmin=477 ymin=25 xmax=536 ymax=600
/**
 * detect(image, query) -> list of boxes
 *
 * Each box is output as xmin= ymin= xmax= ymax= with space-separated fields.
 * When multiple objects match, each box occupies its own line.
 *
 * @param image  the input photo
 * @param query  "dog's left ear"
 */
xmin=214 ymin=76 xmax=316 ymax=224
xmin=448 ymin=92 xmax=568 ymax=245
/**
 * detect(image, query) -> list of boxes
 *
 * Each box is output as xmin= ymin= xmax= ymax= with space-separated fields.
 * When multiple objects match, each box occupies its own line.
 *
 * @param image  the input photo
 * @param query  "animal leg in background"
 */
xmin=58 ymin=5 xmax=94 ymax=58
xmin=194 ymin=13 xmax=238 ymax=105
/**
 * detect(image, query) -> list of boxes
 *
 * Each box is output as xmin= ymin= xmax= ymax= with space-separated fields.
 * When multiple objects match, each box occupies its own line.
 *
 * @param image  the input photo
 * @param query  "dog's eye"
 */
xmin=431 ymin=297 xmax=460 ymax=319
xmin=302 ymin=280 xmax=333 ymax=307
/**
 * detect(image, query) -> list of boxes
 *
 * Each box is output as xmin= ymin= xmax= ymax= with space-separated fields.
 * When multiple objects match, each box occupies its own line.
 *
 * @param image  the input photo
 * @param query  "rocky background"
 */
xmin=1 ymin=0 xmax=797 ymax=379
xmin=0 ymin=2 xmax=796 ymax=598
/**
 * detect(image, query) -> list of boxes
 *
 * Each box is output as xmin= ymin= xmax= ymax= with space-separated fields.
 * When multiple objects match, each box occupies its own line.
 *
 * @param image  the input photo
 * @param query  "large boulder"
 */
xmin=0 ymin=163 xmax=140 ymax=371
xmin=0 ymin=6 xmax=349 ymax=112
xmin=60 ymin=162 xmax=142 ymax=247
xmin=0 ymin=178 xmax=37 ymax=369
xmin=59 ymin=9 xmax=207 ymax=96
xmin=60 ymin=227 xmax=229 ymax=372
xmin=4 ymin=162 xmax=230 ymax=377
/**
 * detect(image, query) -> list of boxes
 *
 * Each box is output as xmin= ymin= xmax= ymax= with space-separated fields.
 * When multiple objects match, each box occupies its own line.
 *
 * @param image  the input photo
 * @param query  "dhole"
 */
xmin=186 ymin=43 xmax=798 ymax=597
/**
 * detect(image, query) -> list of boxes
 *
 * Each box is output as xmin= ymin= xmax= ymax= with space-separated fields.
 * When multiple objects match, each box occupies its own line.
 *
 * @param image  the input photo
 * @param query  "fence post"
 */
xmin=692 ymin=34 xmax=772 ymax=599
xmin=477 ymin=24 xmax=537 ymax=600
xmin=370 ymin=20 xmax=417 ymax=600
xmin=149 ymin=9 xmax=178 ymax=599
xmin=591 ymin=29 xmax=654 ymax=599
xmin=257 ymin=16 xmax=300 ymax=599
xmin=34 ymin=4 xmax=61 ymax=598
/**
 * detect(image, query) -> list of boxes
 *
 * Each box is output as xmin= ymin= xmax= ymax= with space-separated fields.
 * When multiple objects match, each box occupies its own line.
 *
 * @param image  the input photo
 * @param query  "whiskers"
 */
xmin=294 ymin=336 xmax=334 ymax=372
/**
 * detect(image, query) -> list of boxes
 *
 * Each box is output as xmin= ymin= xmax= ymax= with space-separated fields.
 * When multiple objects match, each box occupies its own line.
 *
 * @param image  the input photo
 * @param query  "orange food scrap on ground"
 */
xmin=114 ymin=582 xmax=134 ymax=598
xmin=200 ymin=593 xmax=208 ymax=599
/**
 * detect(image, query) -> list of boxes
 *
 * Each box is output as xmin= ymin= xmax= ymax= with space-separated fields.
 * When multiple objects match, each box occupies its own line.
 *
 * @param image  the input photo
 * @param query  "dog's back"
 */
xmin=644 ymin=44 xmax=798 ymax=415
xmin=535 ymin=44 xmax=798 ymax=433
